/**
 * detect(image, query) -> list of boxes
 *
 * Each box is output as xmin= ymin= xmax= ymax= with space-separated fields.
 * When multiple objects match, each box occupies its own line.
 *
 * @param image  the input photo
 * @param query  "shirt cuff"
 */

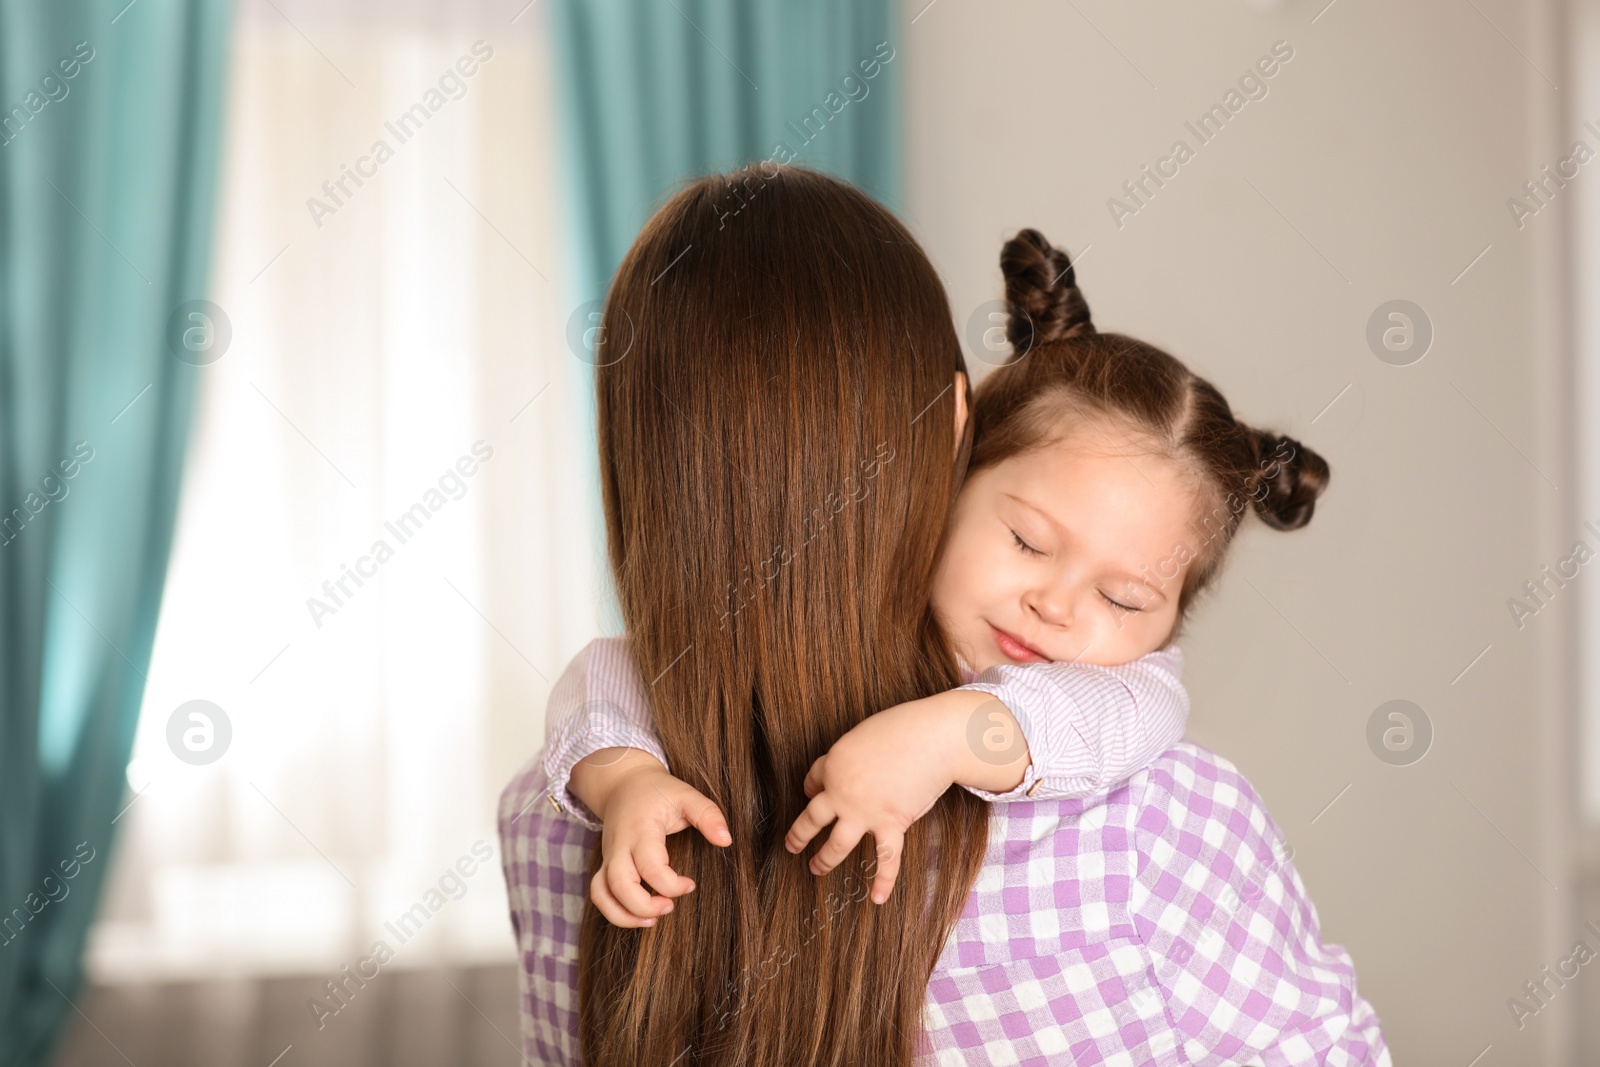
xmin=961 ymin=768 xmax=1046 ymax=802
xmin=542 ymin=726 xmax=669 ymax=831
xmin=955 ymin=670 xmax=1113 ymax=801
xmin=951 ymin=682 xmax=1044 ymax=801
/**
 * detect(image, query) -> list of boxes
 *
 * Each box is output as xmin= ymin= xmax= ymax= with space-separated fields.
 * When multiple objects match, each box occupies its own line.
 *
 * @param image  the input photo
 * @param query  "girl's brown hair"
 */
xmin=974 ymin=228 xmax=1330 ymax=633
xmin=581 ymin=164 xmax=988 ymax=1066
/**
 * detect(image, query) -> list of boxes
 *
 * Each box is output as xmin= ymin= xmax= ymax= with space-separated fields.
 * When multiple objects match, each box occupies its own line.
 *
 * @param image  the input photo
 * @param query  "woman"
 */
xmin=499 ymin=165 xmax=1386 ymax=1065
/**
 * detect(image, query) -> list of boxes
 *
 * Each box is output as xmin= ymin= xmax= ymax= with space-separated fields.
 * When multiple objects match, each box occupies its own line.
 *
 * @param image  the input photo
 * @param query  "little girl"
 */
xmin=541 ymin=228 xmax=1326 ymax=927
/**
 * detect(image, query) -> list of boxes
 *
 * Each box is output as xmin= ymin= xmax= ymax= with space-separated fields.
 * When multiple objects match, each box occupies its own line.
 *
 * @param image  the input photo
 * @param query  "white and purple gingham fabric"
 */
xmin=498 ymin=642 xmax=1389 ymax=1065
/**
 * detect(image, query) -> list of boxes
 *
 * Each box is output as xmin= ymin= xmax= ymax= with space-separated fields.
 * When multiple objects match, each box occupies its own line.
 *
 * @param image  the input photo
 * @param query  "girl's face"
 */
xmin=932 ymin=422 xmax=1199 ymax=672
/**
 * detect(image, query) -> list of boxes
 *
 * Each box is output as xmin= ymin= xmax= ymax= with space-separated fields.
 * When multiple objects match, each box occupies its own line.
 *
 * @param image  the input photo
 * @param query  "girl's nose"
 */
xmin=1028 ymin=586 xmax=1074 ymax=628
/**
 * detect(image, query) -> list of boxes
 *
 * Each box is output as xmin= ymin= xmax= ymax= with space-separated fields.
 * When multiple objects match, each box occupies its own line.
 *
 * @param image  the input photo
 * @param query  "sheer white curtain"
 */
xmin=86 ymin=0 xmax=601 ymax=986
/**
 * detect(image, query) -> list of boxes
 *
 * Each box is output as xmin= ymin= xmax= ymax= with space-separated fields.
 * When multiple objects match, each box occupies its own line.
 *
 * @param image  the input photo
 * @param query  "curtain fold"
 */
xmin=552 ymin=0 xmax=901 ymax=306
xmin=550 ymin=0 xmax=901 ymax=627
xmin=0 ymin=2 xmax=232 ymax=1063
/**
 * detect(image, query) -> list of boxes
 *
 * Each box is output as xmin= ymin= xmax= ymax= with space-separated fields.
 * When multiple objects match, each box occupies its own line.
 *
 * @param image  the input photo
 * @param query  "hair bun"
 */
xmin=1000 ymin=228 xmax=1094 ymax=354
xmin=1247 ymin=431 xmax=1330 ymax=531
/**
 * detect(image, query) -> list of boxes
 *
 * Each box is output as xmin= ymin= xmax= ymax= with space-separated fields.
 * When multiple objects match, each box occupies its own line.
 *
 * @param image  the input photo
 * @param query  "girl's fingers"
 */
xmin=802 ymin=756 xmax=826 ymax=798
xmin=809 ymin=820 xmax=865 ymax=877
xmin=590 ymin=868 xmax=657 ymax=928
xmin=679 ymin=792 xmax=732 ymax=847
xmin=605 ymin=853 xmax=674 ymax=919
xmin=784 ymin=794 xmax=836 ymax=854
xmin=634 ymin=841 xmax=695 ymax=899
xmin=867 ymin=833 xmax=902 ymax=904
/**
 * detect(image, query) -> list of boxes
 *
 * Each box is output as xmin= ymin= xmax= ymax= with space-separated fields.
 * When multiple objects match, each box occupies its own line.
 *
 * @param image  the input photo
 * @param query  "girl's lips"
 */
xmin=989 ymin=623 xmax=1049 ymax=663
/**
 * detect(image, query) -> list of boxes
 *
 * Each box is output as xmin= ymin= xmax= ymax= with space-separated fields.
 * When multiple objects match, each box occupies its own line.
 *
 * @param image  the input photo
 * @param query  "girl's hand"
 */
xmin=782 ymin=699 xmax=961 ymax=906
xmin=589 ymin=764 xmax=732 ymax=928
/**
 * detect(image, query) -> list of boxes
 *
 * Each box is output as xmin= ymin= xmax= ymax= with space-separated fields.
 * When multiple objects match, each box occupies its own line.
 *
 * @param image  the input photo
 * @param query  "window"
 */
xmin=85 ymin=0 xmax=602 ymax=985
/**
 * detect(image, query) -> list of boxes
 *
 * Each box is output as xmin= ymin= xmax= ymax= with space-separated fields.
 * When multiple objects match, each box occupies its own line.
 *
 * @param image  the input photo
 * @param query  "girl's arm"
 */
xmin=953 ymin=643 xmax=1188 ymax=801
xmin=541 ymin=636 xmax=667 ymax=830
xmin=541 ymin=637 xmax=729 ymax=928
xmin=786 ymin=644 xmax=1189 ymax=902
xmin=545 ymin=639 xmax=1190 ymax=825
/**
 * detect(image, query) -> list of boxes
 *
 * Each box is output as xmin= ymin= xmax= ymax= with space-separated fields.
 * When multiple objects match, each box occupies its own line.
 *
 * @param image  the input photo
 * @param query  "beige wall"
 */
xmin=903 ymin=0 xmax=1578 ymax=1061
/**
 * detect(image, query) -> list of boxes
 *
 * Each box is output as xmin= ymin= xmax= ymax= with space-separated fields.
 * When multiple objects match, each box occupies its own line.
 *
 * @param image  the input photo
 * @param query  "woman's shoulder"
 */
xmin=960 ymin=743 xmax=1295 ymax=956
xmin=1114 ymin=743 xmax=1297 ymax=911
xmin=1095 ymin=742 xmax=1284 ymax=862
xmin=985 ymin=742 xmax=1284 ymax=883
xmin=1132 ymin=740 xmax=1263 ymax=812
xmin=1007 ymin=742 xmax=1263 ymax=825
xmin=936 ymin=747 xmax=1241 ymax=972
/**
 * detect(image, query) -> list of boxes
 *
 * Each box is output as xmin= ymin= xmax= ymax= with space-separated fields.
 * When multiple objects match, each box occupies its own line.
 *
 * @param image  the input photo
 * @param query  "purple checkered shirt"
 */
xmin=497 ymin=644 xmax=1388 ymax=1064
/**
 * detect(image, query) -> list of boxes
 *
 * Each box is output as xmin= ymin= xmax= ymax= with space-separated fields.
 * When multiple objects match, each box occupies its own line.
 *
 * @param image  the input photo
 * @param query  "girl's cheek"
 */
xmin=933 ymin=516 xmax=982 ymax=590
xmin=929 ymin=559 xmax=966 ymax=625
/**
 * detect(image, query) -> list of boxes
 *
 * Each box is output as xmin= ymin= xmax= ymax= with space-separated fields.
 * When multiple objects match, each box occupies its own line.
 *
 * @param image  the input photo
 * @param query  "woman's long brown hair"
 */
xmin=581 ymin=164 xmax=990 ymax=1066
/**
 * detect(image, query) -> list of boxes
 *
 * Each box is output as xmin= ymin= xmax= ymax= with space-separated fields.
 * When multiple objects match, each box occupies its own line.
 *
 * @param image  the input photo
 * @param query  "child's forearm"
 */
xmin=957 ymin=648 xmax=1190 ymax=800
xmin=568 ymin=747 xmax=667 ymax=822
xmin=914 ymin=689 xmax=1032 ymax=794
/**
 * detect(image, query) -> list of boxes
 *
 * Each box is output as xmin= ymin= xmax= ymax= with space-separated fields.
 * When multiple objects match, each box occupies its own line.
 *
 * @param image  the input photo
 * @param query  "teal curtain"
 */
xmin=552 ymin=0 xmax=902 ymax=627
xmin=0 ymin=1 xmax=232 ymax=1063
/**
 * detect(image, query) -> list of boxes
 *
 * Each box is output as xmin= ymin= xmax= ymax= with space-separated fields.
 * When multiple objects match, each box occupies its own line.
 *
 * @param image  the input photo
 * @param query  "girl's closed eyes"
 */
xmin=933 ymin=421 xmax=1195 ymax=672
xmin=1008 ymin=530 xmax=1146 ymax=613
xmin=1009 ymin=529 xmax=1043 ymax=556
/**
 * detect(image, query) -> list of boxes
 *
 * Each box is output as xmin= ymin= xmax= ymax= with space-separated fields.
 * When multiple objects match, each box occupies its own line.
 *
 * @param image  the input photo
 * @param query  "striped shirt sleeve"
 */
xmin=541 ymin=635 xmax=667 ymax=830
xmin=543 ymin=638 xmax=1188 ymax=816
xmin=955 ymin=643 xmax=1189 ymax=802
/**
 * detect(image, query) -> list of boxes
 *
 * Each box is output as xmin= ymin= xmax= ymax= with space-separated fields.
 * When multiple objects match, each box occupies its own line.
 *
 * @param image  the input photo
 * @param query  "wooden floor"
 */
xmin=51 ymin=963 xmax=522 ymax=1067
